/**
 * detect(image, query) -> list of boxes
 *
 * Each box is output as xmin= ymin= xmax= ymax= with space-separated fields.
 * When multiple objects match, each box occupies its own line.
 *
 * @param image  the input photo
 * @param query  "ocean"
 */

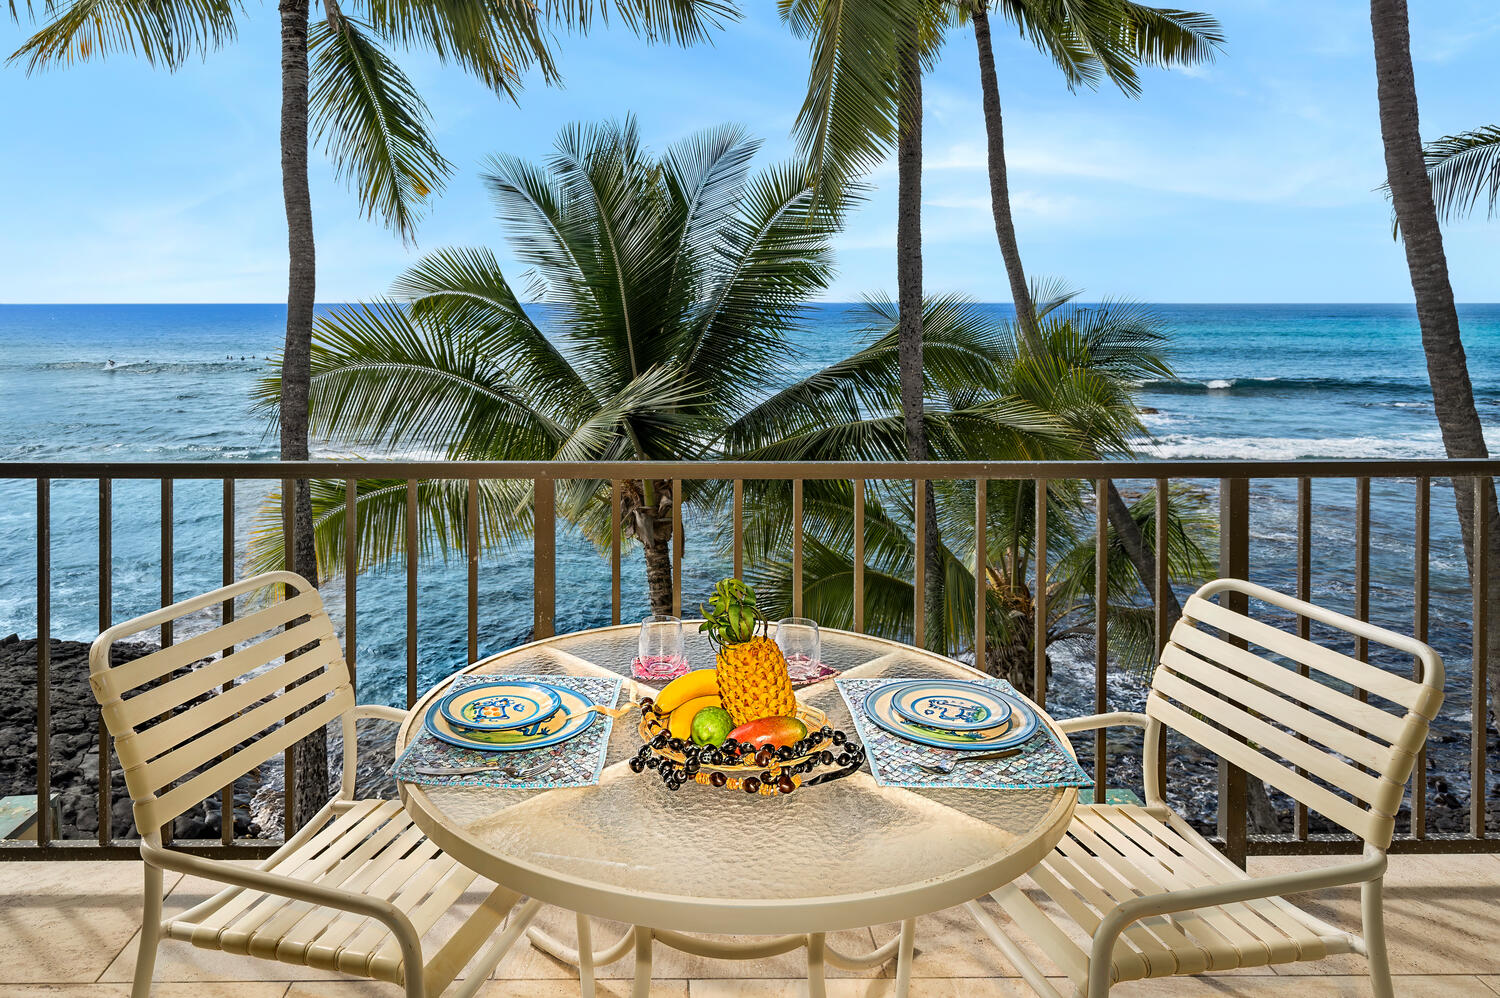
xmin=1 ymin=302 xmax=1497 ymax=734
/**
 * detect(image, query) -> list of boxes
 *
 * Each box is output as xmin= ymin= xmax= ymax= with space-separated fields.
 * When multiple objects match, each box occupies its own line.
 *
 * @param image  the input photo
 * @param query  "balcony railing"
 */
xmin=0 ymin=458 xmax=1494 ymax=865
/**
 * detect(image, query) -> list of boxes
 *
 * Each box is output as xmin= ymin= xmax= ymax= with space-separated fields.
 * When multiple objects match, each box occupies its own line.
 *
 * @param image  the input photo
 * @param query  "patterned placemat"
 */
xmin=394 ymin=674 xmax=623 ymax=789
xmin=836 ymin=676 xmax=1092 ymax=790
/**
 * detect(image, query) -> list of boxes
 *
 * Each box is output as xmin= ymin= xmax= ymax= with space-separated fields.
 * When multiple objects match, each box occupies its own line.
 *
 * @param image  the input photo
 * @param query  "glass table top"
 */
xmin=397 ymin=625 xmax=1075 ymax=933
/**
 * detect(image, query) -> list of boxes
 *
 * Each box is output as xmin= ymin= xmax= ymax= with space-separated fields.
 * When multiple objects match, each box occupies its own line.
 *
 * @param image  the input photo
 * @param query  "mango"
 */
xmin=728 ymin=715 xmax=809 ymax=750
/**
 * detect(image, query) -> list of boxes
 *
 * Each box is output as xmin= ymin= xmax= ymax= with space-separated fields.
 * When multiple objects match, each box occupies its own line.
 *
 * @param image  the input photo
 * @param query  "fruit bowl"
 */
xmin=631 ymin=697 xmax=864 ymax=796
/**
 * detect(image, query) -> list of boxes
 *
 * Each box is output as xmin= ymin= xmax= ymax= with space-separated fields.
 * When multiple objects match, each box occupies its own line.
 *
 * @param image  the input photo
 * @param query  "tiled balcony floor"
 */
xmin=2 ymin=854 xmax=1498 ymax=996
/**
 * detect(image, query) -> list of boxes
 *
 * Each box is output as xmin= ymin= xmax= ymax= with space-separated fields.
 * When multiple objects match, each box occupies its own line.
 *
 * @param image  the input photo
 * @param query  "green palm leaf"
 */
xmin=8 ymin=0 xmax=237 ymax=72
xmin=1423 ymin=125 xmax=1500 ymax=224
xmin=310 ymin=15 xmax=453 ymax=241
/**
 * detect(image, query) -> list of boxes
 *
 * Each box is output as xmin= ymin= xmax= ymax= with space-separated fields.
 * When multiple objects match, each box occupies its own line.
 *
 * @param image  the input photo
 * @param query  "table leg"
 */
xmin=576 ymin=911 xmax=595 ymax=998
xmin=894 ymin=918 xmax=916 ymax=998
xmin=806 ymin=932 xmax=827 ymax=998
xmin=631 ymin=925 xmax=653 ymax=998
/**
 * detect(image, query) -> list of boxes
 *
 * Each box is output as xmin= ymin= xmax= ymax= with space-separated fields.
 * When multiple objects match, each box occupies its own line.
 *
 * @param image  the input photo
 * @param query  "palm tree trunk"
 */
xmin=624 ymin=480 xmax=675 ymax=616
xmin=279 ymin=0 xmax=327 ymax=830
xmin=972 ymin=7 xmax=1180 ymax=632
xmin=896 ymin=23 xmax=943 ymax=647
xmin=971 ymin=2 xmax=1036 ymax=338
xmin=1371 ymin=0 xmax=1500 ymax=726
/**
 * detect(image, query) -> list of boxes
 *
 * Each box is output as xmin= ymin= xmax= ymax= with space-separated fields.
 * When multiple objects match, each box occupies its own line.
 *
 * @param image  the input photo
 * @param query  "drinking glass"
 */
xmin=635 ymin=614 xmax=688 ymax=682
xmin=774 ymin=617 xmax=821 ymax=677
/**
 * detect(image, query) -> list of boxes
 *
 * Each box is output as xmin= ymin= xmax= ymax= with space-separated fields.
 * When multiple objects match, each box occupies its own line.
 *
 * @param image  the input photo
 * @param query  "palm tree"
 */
xmin=731 ymin=291 xmax=1214 ymax=691
xmin=779 ymin=0 xmax=945 ymax=643
xmin=9 ymin=0 xmax=731 ymax=828
xmin=966 ymin=0 xmax=1222 ymax=634
xmin=1369 ymin=0 xmax=1500 ymax=724
xmin=252 ymin=118 xmax=842 ymax=612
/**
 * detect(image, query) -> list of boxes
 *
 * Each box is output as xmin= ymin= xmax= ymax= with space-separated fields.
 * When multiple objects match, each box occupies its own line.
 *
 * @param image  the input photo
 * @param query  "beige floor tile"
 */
xmin=1478 ymin=977 xmax=1500 ymax=995
xmin=1105 ymin=975 xmax=1492 ymax=996
xmin=0 ymin=860 xmax=181 ymax=983
xmin=3 ymin=986 xmax=286 ymax=997
xmin=285 ymin=983 xmax=678 ymax=998
xmin=1248 ymin=855 xmax=1500 ymax=977
xmin=496 ymin=906 xmax=887 ymax=982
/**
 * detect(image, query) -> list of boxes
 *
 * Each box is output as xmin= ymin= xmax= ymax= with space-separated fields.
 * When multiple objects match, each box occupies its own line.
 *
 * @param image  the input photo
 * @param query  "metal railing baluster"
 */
xmin=913 ymin=479 xmax=926 ymax=648
xmin=611 ymin=481 xmax=623 ymax=625
xmin=467 ymin=479 xmax=478 ymax=664
xmin=1154 ymin=478 xmax=1169 ymax=802
xmin=853 ymin=480 xmax=865 ymax=635
xmin=1413 ymin=476 xmax=1429 ymax=839
xmin=1033 ymin=479 xmax=1047 ymax=708
xmin=975 ymin=479 xmax=986 ymax=668
xmin=1472 ymin=477 xmax=1489 ymax=841
xmin=732 ymin=479 xmax=744 ymax=582
xmin=36 ymin=478 xmax=50 ymax=847
xmin=405 ymin=480 xmax=417 ymax=709
xmin=1094 ymin=480 xmax=1107 ymax=802
xmin=219 ymin=479 xmax=234 ymax=846
xmin=99 ymin=479 xmax=113 ymax=846
xmin=1217 ymin=477 xmax=1250 ymax=868
xmin=1295 ymin=477 xmax=1311 ymax=841
xmin=534 ymin=478 xmax=555 ymax=639
xmin=344 ymin=479 xmax=357 ymax=689
xmin=792 ymin=479 xmax=804 ymax=618
xmin=672 ymin=479 xmax=683 ymax=619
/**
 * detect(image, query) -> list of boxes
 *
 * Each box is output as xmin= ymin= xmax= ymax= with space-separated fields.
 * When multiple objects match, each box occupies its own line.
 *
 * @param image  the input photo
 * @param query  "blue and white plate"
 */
xmin=863 ymin=682 xmax=1040 ymax=750
xmin=438 ymin=680 xmax=562 ymax=734
xmin=424 ymin=684 xmax=597 ymax=752
xmin=888 ymin=679 xmax=1013 ymax=732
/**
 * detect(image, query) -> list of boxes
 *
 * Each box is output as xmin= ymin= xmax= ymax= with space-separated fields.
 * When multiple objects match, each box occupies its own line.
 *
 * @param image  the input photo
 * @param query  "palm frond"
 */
xmin=545 ymin=0 xmax=736 ymax=45
xmin=310 ymin=15 xmax=452 ymax=241
xmin=8 ymin=0 xmax=237 ymax=72
xmin=354 ymin=0 xmax=555 ymax=96
xmin=1423 ymin=125 xmax=1500 ymax=224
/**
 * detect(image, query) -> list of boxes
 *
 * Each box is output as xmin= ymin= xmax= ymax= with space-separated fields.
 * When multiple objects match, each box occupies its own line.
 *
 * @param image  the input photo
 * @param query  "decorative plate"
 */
xmin=888 ymin=679 xmax=1014 ymax=732
xmin=862 ymin=683 xmax=1039 ymax=750
xmin=424 ymin=684 xmax=598 ymax=752
xmin=437 ymin=680 xmax=562 ymax=733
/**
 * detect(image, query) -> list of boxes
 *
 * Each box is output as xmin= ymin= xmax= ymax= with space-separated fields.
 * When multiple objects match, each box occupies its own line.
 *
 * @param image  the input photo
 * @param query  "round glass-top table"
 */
xmin=396 ymin=625 xmax=1076 ymax=997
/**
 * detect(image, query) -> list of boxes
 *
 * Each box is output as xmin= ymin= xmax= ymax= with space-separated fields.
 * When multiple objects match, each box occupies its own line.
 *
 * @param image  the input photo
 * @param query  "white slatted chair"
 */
xmin=90 ymin=571 xmax=540 ymax=998
xmin=970 ymin=578 xmax=1443 ymax=998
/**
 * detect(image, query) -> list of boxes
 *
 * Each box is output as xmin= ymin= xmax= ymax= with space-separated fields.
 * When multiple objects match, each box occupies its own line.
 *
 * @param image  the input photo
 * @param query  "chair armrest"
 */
xmin=1090 ymin=851 xmax=1387 ymax=971
xmin=1055 ymin=711 xmax=1150 ymax=735
xmin=351 ymin=704 xmax=408 ymax=724
xmin=142 ymin=840 xmax=420 ymax=935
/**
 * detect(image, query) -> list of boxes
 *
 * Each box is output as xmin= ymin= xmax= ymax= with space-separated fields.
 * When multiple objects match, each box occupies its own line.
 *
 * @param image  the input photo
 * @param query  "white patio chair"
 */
xmin=969 ymin=578 xmax=1444 ymax=998
xmin=90 ymin=570 xmax=541 ymax=998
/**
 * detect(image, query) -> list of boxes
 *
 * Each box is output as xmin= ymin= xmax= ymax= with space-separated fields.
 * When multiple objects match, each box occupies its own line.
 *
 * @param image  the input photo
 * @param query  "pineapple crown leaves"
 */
xmin=699 ymin=577 xmax=766 ymax=648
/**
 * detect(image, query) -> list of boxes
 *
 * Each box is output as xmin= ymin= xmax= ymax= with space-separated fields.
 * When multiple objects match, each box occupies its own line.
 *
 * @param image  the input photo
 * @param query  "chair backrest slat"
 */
xmin=149 ymin=690 xmax=352 ymax=831
xmin=113 ymin=635 xmax=341 ymax=765
xmin=90 ymin=572 xmax=353 ymax=838
xmin=98 ymin=589 xmax=327 ymax=697
xmin=110 ymin=614 xmax=336 ymax=729
xmin=1148 ymin=579 xmax=1444 ymax=849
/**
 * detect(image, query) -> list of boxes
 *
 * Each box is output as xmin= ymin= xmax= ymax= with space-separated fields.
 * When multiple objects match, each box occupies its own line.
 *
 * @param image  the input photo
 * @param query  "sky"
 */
xmin=2 ymin=1 xmax=1497 ymax=304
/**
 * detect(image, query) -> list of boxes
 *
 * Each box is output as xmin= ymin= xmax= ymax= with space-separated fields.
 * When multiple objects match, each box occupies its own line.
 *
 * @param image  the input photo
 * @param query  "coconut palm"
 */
xmin=965 ymin=0 xmax=1222 ymax=638
xmin=778 ymin=0 xmax=1222 ymax=644
xmin=10 ymin=0 xmax=731 ymax=829
xmin=732 ymin=290 xmax=1215 ymax=692
xmin=251 ymin=118 xmax=845 ymax=613
xmin=1369 ymin=0 xmax=1500 ymax=723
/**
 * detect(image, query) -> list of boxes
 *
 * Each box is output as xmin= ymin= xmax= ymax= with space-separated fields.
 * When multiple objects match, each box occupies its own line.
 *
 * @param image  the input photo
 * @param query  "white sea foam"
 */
xmin=1138 ymin=430 xmax=1449 ymax=461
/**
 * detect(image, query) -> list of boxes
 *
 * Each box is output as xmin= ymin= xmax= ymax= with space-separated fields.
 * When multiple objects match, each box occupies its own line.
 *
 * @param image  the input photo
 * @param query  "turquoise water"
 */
xmin=0 ymin=303 xmax=1497 ymax=720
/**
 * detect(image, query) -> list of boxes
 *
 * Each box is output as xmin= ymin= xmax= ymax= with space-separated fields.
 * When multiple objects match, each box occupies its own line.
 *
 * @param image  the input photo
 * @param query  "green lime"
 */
xmin=690 ymin=706 xmax=735 ymax=746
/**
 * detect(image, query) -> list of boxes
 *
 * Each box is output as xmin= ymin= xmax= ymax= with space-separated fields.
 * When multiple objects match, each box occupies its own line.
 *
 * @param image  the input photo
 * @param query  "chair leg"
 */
xmin=576 ymin=911 xmax=596 ymax=998
xmin=1362 ymin=877 xmax=1395 ymax=998
xmin=630 ymin=925 xmax=653 ymax=998
xmin=893 ymin=918 xmax=916 ymax=998
xmin=131 ymin=864 xmax=164 ymax=998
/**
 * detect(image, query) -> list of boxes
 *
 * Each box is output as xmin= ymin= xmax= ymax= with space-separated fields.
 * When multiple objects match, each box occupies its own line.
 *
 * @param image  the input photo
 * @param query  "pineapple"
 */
xmin=700 ymin=579 xmax=797 ymax=725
